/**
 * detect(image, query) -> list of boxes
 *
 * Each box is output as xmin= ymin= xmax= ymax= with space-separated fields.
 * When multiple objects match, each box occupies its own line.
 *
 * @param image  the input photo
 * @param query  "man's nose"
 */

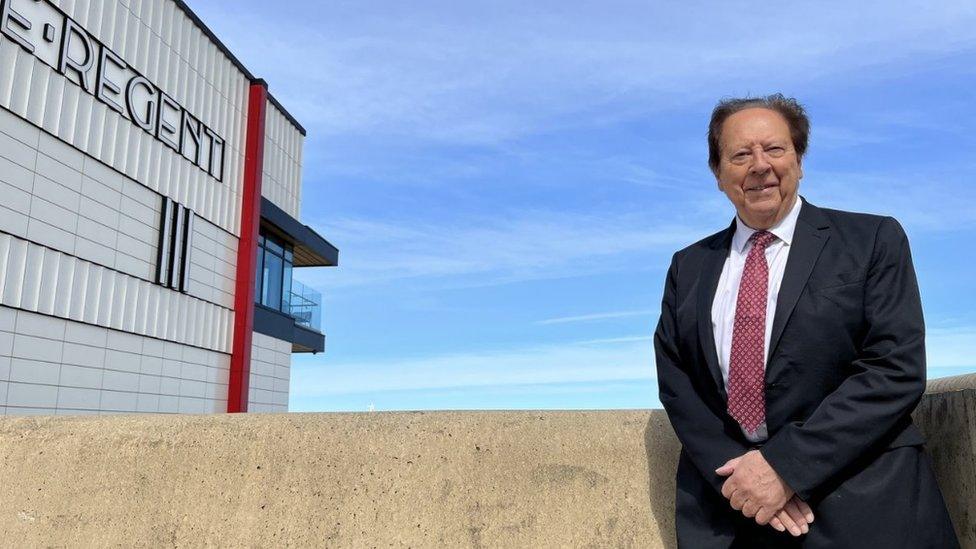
xmin=749 ymin=146 xmax=771 ymax=175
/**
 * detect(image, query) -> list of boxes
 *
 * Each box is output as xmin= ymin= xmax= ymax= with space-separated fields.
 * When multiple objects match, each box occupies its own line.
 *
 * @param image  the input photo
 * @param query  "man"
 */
xmin=654 ymin=94 xmax=958 ymax=548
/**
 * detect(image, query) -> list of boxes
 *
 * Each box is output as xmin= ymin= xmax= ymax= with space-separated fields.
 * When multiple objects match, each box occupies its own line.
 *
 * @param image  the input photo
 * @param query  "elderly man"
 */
xmin=654 ymin=94 xmax=958 ymax=547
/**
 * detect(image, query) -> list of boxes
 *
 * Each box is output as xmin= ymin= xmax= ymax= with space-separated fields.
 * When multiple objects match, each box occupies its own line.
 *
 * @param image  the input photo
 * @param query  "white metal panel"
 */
xmin=0 ymin=110 xmax=233 ymax=313
xmin=0 ymin=234 xmax=232 ymax=353
xmin=0 ymin=40 xmax=17 ymax=107
xmin=54 ymin=255 xmax=76 ymax=318
xmin=2 ymin=238 xmax=28 ymax=308
xmin=0 ymin=307 xmax=230 ymax=415
xmin=37 ymin=248 xmax=61 ymax=315
xmin=21 ymin=244 xmax=45 ymax=311
xmin=4 ymin=0 xmax=251 ymax=237
xmin=0 ymin=236 xmax=9 ymax=300
xmin=9 ymin=47 xmax=33 ymax=115
xmin=261 ymin=104 xmax=304 ymax=219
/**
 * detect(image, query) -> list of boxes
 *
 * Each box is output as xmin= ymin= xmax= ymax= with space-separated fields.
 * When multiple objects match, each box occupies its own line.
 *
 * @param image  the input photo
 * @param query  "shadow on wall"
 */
xmin=645 ymin=411 xmax=680 ymax=549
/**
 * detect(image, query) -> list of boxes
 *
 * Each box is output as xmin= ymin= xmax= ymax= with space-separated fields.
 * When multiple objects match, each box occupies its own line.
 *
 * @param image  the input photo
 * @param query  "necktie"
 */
xmin=727 ymin=230 xmax=777 ymax=435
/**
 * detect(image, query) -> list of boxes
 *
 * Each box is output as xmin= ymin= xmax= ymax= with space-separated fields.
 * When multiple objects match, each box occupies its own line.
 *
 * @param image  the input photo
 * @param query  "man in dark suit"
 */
xmin=654 ymin=94 xmax=958 ymax=547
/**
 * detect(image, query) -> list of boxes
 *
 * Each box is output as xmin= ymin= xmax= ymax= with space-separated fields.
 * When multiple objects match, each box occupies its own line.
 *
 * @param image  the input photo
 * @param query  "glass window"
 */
xmin=265 ymin=235 xmax=284 ymax=256
xmin=255 ymin=230 xmax=295 ymax=314
xmin=254 ymin=244 xmax=264 ymax=303
xmin=263 ymin=251 xmax=283 ymax=310
xmin=282 ymin=259 xmax=293 ymax=313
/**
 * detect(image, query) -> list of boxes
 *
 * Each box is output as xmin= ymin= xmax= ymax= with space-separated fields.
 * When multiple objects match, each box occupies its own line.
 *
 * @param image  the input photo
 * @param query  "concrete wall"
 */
xmin=917 ymin=375 xmax=976 ymax=547
xmin=0 ymin=382 xmax=972 ymax=547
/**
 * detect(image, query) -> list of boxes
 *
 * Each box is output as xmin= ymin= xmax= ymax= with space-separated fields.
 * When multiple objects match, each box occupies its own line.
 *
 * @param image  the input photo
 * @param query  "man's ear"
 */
xmin=798 ymin=158 xmax=803 ymax=180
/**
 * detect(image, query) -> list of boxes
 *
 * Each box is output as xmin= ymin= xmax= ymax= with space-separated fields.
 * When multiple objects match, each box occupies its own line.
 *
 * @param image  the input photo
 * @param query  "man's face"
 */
xmin=715 ymin=108 xmax=802 ymax=229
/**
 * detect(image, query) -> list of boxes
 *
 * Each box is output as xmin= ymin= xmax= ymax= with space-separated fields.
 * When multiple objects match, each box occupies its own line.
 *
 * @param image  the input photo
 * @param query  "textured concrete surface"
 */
xmin=0 ymin=381 xmax=972 ymax=547
xmin=0 ymin=410 xmax=681 ymax=547
xmin=926 ymin=372 xmax=976 ymax=394
xmin=916 ymin=376 xmax=976 ymax=547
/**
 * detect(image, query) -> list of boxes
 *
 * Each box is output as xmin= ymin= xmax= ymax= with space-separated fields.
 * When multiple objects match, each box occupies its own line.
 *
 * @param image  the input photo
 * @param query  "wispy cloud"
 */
xmin=289 ymin=379 xmax=659 ymax=412
xmin=193 ymin=0 xmax=976 ymax=147
xmin=812 ymin=126 xmax=893 ymax=150
xmin=575 ymin=335 xmax=654 ymax=346
xmin=536 ymin=310 xmax=654 ymax=325
xmin=302 ymin=210 xmax=710 ymax=288
xmin=292 ymin=337 xmax=654 ymax=397
xmin=291 ymin=323 xmax=973 ymax=401
xmin=803 ymin=169 xmax=976 ymax=232
xmin=290 ymin=321 xmax=973 ymax=411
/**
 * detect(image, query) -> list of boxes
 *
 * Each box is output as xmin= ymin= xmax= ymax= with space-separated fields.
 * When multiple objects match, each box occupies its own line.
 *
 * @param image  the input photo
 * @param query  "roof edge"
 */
xmin=173 ymin=0 xmax=306 ymax=136
xmin=260 ymin=197 xmax=339 ymax=267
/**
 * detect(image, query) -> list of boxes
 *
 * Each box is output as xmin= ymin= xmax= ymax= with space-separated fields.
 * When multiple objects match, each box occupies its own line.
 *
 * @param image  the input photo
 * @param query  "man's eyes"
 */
xmin=730 ymin=147 xmax=785 ymax=162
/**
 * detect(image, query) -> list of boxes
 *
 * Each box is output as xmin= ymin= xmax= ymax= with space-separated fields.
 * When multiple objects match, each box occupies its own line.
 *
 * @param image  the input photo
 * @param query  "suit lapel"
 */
xmin=695 ymin=197 xmax=831 ymax=400
xmin=766 ymin=197 xmax=831 ymax=372
xmin=697 ymin=219 xmax=735 ymax=401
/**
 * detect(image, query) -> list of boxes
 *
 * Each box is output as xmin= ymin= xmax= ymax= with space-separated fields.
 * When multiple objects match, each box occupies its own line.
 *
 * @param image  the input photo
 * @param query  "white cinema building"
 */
xmin=0 ymin=0 xmax=337 ymax=415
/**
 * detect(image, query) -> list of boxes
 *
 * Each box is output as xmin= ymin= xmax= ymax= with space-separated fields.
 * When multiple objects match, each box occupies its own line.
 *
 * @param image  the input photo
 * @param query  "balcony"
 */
xmin=287 ymin=279 xmax=321 ymax=332
xmin=253 ymin=198 xmax=338 ymax=354
xmin=254 ymin=231 xmax=327 ymax=353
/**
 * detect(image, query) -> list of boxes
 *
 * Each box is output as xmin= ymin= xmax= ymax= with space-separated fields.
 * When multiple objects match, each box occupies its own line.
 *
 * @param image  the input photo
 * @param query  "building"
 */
xmin=0 ymin=0 xmax=337 ymax=415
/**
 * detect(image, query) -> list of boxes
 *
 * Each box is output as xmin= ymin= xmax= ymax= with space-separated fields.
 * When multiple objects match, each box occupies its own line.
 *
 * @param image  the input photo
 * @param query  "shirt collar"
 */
xmin=731 ymin=195 xmax=804 ymax=253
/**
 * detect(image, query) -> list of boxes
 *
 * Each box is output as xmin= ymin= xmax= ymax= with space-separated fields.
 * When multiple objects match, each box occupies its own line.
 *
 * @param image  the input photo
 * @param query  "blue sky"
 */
xmin=188 ymin=0 xmax=976 ymax=411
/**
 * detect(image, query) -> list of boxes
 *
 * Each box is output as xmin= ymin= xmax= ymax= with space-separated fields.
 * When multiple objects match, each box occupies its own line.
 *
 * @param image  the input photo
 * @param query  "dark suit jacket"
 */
xmin=654 ymin=197 xmax=958 ymax=548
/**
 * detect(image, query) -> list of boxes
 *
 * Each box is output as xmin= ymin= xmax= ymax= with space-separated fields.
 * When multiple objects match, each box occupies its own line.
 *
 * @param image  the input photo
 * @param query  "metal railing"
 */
xmin=288 ymin=279 xmax=322 ymax=332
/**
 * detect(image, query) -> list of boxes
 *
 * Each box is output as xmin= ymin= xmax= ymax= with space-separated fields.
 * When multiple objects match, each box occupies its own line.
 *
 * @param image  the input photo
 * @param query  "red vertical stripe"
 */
xmin=227 ymin=81 xmax=268 ymax=413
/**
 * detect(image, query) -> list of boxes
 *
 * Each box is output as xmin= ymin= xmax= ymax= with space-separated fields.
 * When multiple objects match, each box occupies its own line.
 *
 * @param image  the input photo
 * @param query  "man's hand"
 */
xmin=716 ymin=450 xmax=795 ymax=527
xmin=769 ymin=496 xmax=815 ymax=536
xmin=715 ymin=452 xmax=814 ymax=537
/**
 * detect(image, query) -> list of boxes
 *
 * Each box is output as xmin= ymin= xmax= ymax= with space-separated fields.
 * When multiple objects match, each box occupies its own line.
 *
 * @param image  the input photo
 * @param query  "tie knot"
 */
xmin=750 ymin=230 xmax=776 ymax=249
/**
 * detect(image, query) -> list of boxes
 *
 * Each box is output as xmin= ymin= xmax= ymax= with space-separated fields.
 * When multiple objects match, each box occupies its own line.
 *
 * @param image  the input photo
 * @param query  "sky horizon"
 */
xmin=188 ymin=0 xmax=976 ymax=412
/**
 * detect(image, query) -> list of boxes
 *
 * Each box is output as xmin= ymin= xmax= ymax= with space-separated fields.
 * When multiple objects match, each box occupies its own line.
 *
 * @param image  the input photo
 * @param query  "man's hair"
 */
xmin=707 ymin=93 xmax=810 ymax=174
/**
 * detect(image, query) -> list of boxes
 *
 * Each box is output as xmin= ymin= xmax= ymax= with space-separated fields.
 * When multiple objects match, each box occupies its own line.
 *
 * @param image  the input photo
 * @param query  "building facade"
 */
xmin=0 ymin=0 xmax=336 ymax=415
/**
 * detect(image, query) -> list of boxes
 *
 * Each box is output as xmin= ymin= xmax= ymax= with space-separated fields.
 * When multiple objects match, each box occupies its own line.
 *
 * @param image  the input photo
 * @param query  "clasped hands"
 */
xmin=715 ymin=450 xmax=815 ymax=537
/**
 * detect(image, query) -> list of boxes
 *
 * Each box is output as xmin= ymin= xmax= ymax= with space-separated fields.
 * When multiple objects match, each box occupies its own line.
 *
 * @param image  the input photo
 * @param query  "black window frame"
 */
xmin=254 ymin=230 xmax=295 ymax=316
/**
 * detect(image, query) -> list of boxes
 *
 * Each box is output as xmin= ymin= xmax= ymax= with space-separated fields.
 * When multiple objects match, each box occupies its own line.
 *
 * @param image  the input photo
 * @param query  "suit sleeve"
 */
xmin=655 ymin=252 xmax=751 ymax=494
xmin=760 ymin=217 xmax=926 ymax=501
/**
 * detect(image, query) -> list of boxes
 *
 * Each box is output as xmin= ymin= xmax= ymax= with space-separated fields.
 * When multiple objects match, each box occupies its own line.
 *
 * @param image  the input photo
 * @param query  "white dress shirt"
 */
xmin=711 ymin=195 xmax=803 ymax=442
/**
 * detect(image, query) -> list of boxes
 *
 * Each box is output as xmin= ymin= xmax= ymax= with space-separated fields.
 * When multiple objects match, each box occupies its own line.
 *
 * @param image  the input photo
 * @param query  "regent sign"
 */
xmin=0 ymin=0 xmax=225 ymax=181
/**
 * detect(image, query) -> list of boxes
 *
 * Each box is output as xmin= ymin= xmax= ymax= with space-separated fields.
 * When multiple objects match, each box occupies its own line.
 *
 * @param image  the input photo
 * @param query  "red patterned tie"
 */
xmin=727 ymin=230 xmax=777 ymax=435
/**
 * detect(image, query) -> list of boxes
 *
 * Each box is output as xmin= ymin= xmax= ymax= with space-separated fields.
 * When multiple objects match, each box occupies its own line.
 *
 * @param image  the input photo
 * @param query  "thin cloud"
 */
xmin=537 ymin=310 xmax=654 ymax=325
xmin=291 ymin=337 xmax=654 ymax=397
xmin=291 ymin=323 xmax=975 ymax=400
xmin=575 ymin=335 xmax=654 ymax=346
xmin=802 ymin=169 xmax=976 ymax=231
xmin=289 ymin=379 xmax=660 ymax=412
xmin=301 ymin=211 xmax=709 ymax=288
xmin=192 ymin=0 xmax=976 ymax=146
